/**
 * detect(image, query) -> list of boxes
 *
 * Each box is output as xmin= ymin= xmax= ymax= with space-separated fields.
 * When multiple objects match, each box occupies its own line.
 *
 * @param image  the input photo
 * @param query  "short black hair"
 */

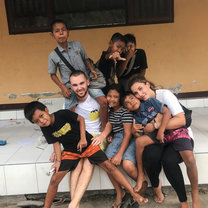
xmin=124 ymin=33 xmax=136 ymax=45
xmin=50 ymin=19 xmax=69 ymax=32
xmin=107 ymin=83 xmax=125 ymax=104
xmin=120 ymin=91 xmax=134 ymax=107
xmin=24 ymin=101 xmax=47 ymax=123
xmin=69 ymin=70 xmax=88 ymax=80
xmin=111 ymin=32 xmax=126 ymax=44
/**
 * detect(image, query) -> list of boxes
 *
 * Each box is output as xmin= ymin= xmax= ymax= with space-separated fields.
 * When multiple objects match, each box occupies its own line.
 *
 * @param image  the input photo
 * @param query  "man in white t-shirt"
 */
xmin=68 ymin=70 xmax=107 ymax=208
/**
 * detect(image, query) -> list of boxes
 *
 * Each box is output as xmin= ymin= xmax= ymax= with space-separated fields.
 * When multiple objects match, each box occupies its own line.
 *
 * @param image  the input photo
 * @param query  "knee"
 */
xmin=102 ymin=160 xmax=117 ymax=174
xmin=135 ymin=137 xmax=144 ymax=148
xmin=184 ymin=157 xmax=196 ymax=169
xmin=123 ymin=160 xmax=136 ymax=175
xmin=49 ymin=175 xmax=60 ymax=187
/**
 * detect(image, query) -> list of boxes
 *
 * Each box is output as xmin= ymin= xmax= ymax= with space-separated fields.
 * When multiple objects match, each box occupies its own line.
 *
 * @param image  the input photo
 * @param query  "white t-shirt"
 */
xmin=75 ymin=95 xmax=101 ymax=135
xmin=156 ymin=89 xmax=193 ymax=139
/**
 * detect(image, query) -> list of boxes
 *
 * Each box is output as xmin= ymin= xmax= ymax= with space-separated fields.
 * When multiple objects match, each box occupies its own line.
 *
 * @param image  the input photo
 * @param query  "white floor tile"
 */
xmin=16 ymin=110 xmax=25 ymax=119
xmin=36 ymin=163 xmax=53 ymax=193
xmin=0 ymin=111 xmax=17 ymax=120
xmin=5 ymin=164 xmax=38 ymax=195
xmin=0 ymin=166 xmax=7 ymax=195
xmin=187 ymin=99 xmax=204 ymax=108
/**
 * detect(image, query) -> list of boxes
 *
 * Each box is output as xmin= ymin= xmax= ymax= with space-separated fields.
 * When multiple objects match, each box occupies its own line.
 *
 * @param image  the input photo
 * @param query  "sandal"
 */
xmin=52 ymin=197 xmax=66 ymax=206
xmin=112 ymin=202 xmax=122 ymax=208
xmin=126 ymin=200 xmax=139 ymax=208
xmin=112 ymin=191 xmax=129 ymax=208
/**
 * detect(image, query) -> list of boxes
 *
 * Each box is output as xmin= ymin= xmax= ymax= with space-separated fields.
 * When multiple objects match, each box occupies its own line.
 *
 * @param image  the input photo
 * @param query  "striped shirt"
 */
xmin=109 ymin=107 xmax=133 ymax=133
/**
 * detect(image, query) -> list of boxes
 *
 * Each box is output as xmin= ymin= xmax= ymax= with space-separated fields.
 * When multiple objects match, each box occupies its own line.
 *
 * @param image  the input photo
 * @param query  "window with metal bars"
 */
xmin=5 ymin=0 xmax=174 ymax=35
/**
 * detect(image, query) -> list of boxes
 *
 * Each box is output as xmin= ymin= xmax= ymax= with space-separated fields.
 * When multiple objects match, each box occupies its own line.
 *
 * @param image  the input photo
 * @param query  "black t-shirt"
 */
xmin=119 ymin=49 xmax=148 ymax=79
xmin=98 ymin=51 xmax=115 ymax=84
xmin=41 ymin=110 xmax=92 ymax=153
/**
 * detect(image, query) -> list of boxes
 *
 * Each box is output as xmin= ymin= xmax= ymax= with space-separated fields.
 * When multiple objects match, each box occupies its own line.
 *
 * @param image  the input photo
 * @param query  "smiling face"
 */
xmin=126 ymin=41 xmax=136 ymax=52
xmin=109 ymin=40 xmax=125 ymax=54
xmin=70 ymin=74 xmax=89 ymax=100
xmin=130 ymin=82 xmax=154 ymax=101
xmin=51 ymin=22 xmax=69 ymax=45
xmin=123 ymin=94 xmax=141 ymax=112
xmin=107 ymin=89 xmax=121 ymax=109
xmin=32 ymin=108 xmax=53 ymax=127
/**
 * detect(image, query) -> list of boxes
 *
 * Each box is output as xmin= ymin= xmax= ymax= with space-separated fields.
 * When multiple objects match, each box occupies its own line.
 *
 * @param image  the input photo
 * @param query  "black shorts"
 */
xmin=59 ymin=149 xmax=108 ymax=172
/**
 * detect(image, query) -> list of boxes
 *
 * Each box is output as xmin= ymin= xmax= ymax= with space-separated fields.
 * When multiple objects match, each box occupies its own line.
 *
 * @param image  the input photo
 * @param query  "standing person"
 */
xmin=118 ymin=34 xmax=148 ymax=91
xmin=128 ymin=76 xmax=201 ymax=208
xmin=93 ymin=84 xmax=147 ymax=208
xmin=48 ymin=19 xmax=107 ymax=131
xmin=97 ymin=33 xmax=126 ymax=95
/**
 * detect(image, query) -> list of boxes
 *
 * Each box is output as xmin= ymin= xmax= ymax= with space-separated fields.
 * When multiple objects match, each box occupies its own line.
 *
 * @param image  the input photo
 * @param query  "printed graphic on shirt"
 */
xmin=148 ymin=106 xmax=154 ymax=112
xmin=90 ymin=110 xmax=99 ymax=121
xmin=52 ymin=123 xmax=71 ymax=137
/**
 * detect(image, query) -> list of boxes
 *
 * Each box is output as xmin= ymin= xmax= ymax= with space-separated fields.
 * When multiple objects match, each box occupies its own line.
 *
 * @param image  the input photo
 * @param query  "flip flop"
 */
xmin=121 ymin=191 xmax=129 ymax=206
xmin=126 ymin=200 xmax=139 ymax=208
xmin=52 ymin=197 xmax=66 ymax=206
xmin=112 ymin=191 xmax=129 ymax=208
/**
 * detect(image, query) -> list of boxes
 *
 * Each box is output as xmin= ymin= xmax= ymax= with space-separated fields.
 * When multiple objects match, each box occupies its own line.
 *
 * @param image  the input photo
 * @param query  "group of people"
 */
xmin=24 ymin=19 xmax=201 ymax=208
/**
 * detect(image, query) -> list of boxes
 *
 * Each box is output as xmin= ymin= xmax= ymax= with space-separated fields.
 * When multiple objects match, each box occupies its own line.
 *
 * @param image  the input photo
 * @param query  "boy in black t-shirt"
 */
xmin=24 ymin=101 xmax=148 ymax=208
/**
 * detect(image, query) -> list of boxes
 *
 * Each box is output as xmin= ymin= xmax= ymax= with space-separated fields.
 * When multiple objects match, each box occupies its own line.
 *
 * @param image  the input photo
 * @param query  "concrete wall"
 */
xmin=0 ymin=0 xmax=208 ymax=104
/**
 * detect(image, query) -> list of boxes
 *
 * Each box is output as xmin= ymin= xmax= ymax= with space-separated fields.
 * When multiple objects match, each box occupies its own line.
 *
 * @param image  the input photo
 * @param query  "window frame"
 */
xmin=5 ymin=0 xmax=174 ymax=35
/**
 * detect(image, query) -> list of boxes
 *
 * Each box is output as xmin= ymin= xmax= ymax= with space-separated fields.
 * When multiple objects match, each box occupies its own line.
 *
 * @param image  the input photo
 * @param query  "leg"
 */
xmin=162 ymin=144 xmax=190 ymax=208
xmin=107 ymin=172 xmax=125 ymax=208
xmin=135 ymin=135 xmax=154 ymax=192
xmin=69 ymin=159 xmax=84 ymax=200
xmin=44 ymin=170 xmax=68 ymax=208
xmin=179 ymin=150 xmax=201 ymax=208
xmin=68 ymin=158 xmax=94 ymax=208
xmin=122 ymin=159 xmax=148 ymax=196
xmin=95 ymin=96 xmax=108 ymax=131
xmin=98 ymin=160 xmax=148 ymax=205
xmin=143 ymin=143 xmax=164 ymax=203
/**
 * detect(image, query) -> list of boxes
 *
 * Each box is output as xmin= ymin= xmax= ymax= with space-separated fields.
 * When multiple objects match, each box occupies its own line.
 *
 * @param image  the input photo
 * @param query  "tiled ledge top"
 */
xmin=0 ymin=97 xmax=207 ymax=121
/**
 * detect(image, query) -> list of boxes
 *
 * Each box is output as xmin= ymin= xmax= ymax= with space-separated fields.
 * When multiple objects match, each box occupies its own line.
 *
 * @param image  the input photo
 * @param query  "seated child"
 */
xmin=122 ymin=93 xmax=195 ymax=193
xmin=118 ymin=33 xmax=148 ymax=91
xmin=97 ymin=32 xmax=126 ymax=95
xmin=24 ymin=101 xmax=148 ymax=208
xmin=93 ymin=84 xmax=145 ymax=208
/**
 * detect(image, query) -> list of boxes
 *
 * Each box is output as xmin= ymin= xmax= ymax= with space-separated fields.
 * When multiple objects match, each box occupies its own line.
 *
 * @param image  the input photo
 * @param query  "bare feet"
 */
xmin=180 ymin=201 xmax=190 ymax=208
xmin=138 ymin=180 xmax=148 ymax=196
xmin=192 ymin=196 xmax=201 ymax=208
xmin=132 ymin=192 xmax=148 ymax=205
xmin=112 ymin=189 xmax=126 ymax=208
xmin=153 ymin=180 xmax=165 ymax=203
xmin=134 ymin=173 xmax=146 ymax=193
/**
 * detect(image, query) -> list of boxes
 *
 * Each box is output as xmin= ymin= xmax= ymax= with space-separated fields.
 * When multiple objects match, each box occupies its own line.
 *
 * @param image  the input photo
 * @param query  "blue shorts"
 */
xmin=64 ymin=88 xmax=104 ymax=109
xmin=105 ymin=131 xmax=136 ymax=164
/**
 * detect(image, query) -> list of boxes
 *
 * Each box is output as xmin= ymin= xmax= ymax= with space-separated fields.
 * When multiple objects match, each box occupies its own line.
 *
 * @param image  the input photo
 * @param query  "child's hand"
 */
xmin=106 ymin=135 xmax=113 ymax=143
xmin=91 ymin=135 xmax=105 ymax=146
xmin=156 ymin=130 xmax=165 ymax=143
xmin=133 ymin=119 xmax=144 ymax=133
xmin=52 ymin=161 xmax=61 ymax=173
xmin=111 ymin=153 xmax=122 ymax=166
xmin=60 ymin=84 xmax=71 ymax=98
xmin=77 ymin=139 xmax=87 ymax=152
xmin=109 ymin=52 xmax=126 ymax=63
xmin=90 ymin=70 xmax=98 ymax=80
